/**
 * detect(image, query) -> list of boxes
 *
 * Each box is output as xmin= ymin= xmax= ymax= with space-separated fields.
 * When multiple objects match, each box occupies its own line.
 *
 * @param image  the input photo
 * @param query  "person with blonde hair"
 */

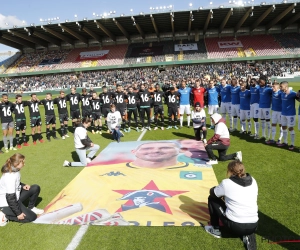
xmin=0 ymin=153 xmax=44 ymax=223
xmin=204 ymin=160 xmax=258 ymax=250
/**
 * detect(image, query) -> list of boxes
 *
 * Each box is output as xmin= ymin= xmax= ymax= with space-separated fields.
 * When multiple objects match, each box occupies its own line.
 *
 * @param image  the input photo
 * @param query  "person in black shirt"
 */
xmin=152 ymin=84 xmax=165 ymax=130
xmin=126 ymin=86 xmax=139 ymax=132
xmin=66 ymin=87 xmax=81 ymax=131
xmin=99 ymin=86 xmax=112 ymax=132
xmin=13 ymin=95 xmax=29 ymax=148
xmin=91 ymin=92 xmax=102 ymax=134
xmin=41 ymin=93 xmax=59 ymax=141
xmin=27 ymin=93 xmax=43 ymax=144
xmin=112 ymin=85 xmax=127 ymax=131
xmin=0 ymin=94 xmax=16 ymax=152
xmin=81 ymin=88 xmax=92 ymax=119
xmin=138 ymin=84 xmax=152 ymax=131
xmin=53 ymin=91 xmax=69 ymax=140
xmin=166 ymin=87 xmax=179 ymax=129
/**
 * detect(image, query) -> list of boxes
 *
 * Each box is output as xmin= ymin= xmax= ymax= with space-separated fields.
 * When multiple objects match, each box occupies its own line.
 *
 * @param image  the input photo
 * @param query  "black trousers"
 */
xmin=194 ymin=126 xmax=207 ymax=141
xmin=208 ymin=195 xmax=258 ymax=236
xmin=127 ymin=108 xmax=138 ymax=127
xmin=0 ymin=184 xmax=41 ymax=223
xmin=205 ymin=143 xmax=236 ymax=161
xmin=140 ymin=107 xmax=151 ymax=127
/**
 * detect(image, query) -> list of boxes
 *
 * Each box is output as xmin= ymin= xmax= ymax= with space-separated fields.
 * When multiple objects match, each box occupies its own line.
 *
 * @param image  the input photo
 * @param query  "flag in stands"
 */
xmin=76 ymin=50 xmax=109 ymax=61
xmin=218 ymin=41 xmax=243 ymax=48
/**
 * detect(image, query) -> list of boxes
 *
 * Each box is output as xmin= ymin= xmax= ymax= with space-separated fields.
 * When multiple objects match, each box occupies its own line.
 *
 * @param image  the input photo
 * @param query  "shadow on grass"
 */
xmin=172 ymin=132 xmax=195 ymax=139
xmin=179 ymin=196 xmax=300 ymax=249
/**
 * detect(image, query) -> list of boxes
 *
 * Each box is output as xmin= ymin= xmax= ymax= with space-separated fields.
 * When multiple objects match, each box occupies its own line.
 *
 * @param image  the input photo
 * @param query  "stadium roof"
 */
xmin=0 ymin=2 xmax=299 ymax=51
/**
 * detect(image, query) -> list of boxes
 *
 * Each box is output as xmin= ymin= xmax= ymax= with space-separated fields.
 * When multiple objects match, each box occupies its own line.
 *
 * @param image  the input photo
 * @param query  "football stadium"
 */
xmin=0 ymin=0 xmax=300 ymax=249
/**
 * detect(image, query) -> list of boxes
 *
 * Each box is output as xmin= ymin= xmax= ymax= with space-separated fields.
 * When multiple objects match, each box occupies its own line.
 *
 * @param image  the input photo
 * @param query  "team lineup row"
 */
xmin=1 ymin=76 xmax=300 ymax=150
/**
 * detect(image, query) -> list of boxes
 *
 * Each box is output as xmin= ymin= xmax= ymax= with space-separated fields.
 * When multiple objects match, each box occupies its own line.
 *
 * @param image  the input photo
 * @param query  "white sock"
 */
xmin=241 ymin=121 xmax=245 ymax=131
xmin=248 ymin=120 xmax=251 ymax=132
xmin=255 ymin=122 xmax=259 ymax=135
xmin=261 ymin=120 xmax=266 ymax=137
xmin=210 ymin=118 xmax=214 ymax=126
xmin=271 ymin=127 xmax=276 ymax=140
xmin=266 ymin=121 xmax=271 ymax=138
xmin=180 ymin=116 xmax=183 ymax=126
xmin=279 ymin=126 xmax=283 ymax=140
xmin=233 ymin=118 xmax=237 ymax=129
xmin=282 ymin=129 xmax=288 ymax=144
xmin=290 ymin=130 xmax=295 ymax=146
xmin=187 ymin=116 xmax=190 ymax=126
xmin=222 ymin=114 xmax=226 ymax=121
xmin=229 ymin=115 xmax=233 ymax=129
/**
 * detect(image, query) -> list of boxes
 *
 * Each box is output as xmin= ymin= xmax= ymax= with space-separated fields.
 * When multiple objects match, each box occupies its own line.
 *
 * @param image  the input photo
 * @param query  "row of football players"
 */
xmin=205 ymin=75 xmax=300 ymax=150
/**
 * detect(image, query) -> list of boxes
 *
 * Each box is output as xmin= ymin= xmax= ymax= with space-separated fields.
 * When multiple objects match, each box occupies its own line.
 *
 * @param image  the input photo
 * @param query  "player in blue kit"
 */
xmin=249 ymin=78 xmax=260 ymax=138
xmin=230 ymin=78 xmax=241 ymax=132
xmin=257 ymin=76 xmax=272 ymax=140
xmin=220 ymin=78 xmax=232 ymax=130
xmin=266 ymin=82 xmax=283 ymax=144
xmin=178 ymin=80 xmax=192 ymax=128
xmin=278 ymin=81 xmax=297 ymax=150
xmin=207 ymin=80 xmax=220 ymax=129
xmin=239 ymin=82 xmax=251 ymax=134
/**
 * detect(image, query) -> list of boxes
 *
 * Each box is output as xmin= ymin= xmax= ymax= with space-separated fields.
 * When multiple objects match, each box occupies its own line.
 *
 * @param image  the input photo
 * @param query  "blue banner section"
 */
xmin=39 ymin=58 xmax=62 ymax=65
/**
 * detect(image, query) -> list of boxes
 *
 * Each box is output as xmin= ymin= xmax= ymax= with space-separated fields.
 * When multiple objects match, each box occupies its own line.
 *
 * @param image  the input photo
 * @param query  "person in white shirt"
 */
xmin=63 ymin=117 xmax=100 ymax=167
xmin=204 ymin=160 xmax=258 ymax=249
xmin=205 ymin=113 xmax=242 ymax=165
xmin=107 ymin=104 xmax=124 ymax=143
xmin=191 ymin=102 xmax=207 ymax=143
xmin=0 ymin=153 xmax=44 ymax=223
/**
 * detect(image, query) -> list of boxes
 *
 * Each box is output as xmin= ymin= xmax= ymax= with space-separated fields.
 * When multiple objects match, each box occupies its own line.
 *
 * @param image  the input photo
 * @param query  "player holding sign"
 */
xmin=166 ymin=87 xmax=179 ymax=129
xmin=138 ymin=84 xmax=152 ymax=131
xmin=27 ymin=94 xmax=43 ymax=145
xmin=66 ymin=87 xmax=81 ymax=131
xmin=91 ymin=92 xmax=102 ymax=134
xmin=13 ymin=95 xmax=29 ymax=148
xmin=0 ymin=94 xmax=16 ymax=152
xmin=41 ymin=93 xmax=59 ymax=142
xmin=53 ymin=91 xmax=69 ymax=140
xmin=126 ymin=86 xmax=139 ymax=132
xmin=152 ymin=84 xmax=165 ymax=130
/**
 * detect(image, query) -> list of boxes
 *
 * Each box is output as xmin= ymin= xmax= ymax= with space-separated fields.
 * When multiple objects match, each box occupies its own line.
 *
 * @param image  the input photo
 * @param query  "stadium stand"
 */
xmin=0 ymin=52 xmax=21 ymax=73
xmin=273 ymin=33 xmax=300 ymax=55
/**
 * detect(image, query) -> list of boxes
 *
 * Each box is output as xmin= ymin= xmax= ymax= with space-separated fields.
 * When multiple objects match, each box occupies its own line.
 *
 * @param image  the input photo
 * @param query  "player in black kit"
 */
xmin=41 ymin=93 xmax=59 ymax=141
xmin=138 ymin=84 xmax=152 ymax=131
xmin=13 ymin=95 xmax=29 ymax=148
xmin=66 ymin=87 xmax=81 ymax=131
xmin=91 ymin=92 xmax=102 ymax=134
xmin=81 ymin=88 xmax=92 ymax=119
xmin=112 ymin=85 xmax=127 ymax=131
xmin=53 ymin=91 xmax=69 ymax=139
xmin=27 ymin=93 xmax=44 ymax=144
xmin=152 ymin=84 xmax=165 ymax=130
xmin=126 ymin=86 xmax=140 ymax=132
xmin=99 ymin=86 xmax=112 ymax=132
xmin=0 ymin=94 xmax=16 ymax=152
xmin=166 ymin=87 xmax=179 ymax=130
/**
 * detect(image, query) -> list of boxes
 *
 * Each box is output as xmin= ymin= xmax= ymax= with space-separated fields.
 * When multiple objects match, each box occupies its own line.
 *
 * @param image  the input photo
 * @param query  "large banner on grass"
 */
xmin=36 ymin=140 xmax=218 ymax=226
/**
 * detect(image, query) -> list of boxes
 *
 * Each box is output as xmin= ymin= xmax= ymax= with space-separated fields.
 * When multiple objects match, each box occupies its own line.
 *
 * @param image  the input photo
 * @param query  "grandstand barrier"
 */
xmin=1 ymin=53 xmax=300 ymax=78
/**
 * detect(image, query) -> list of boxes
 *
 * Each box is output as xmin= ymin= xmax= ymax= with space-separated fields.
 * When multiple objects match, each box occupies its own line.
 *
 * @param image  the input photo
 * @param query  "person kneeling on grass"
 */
xmin=0 ymin=153 xmax=44 ymax=223
xmin=107 ymin=104 xmax=124 ymax=143
xmin=204 ymin=113 xmax=242 ymax=165
xmin=63 ymin=117 xmax=100 ymax=167
xmin=205 ymin=160 xmax=258 ymax=250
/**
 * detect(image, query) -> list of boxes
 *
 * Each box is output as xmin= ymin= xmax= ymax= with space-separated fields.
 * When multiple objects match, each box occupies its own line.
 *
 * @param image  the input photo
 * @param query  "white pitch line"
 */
xmin=65 ymin=129 xmax=147 ymax=250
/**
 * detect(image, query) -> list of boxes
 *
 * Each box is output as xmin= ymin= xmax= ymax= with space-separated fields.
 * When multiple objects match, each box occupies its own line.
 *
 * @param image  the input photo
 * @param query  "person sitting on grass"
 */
xmin=204 ymin=113 xmax=242 ymax=165
xmin=0 ymin=153 xmax=44 ymax=223
xmin=107 ymin=104 xmax=124 ymax=143
xmin=204 ymin=160 xmax=258 ymax=250
xmin=63 ymin=117 xmax=100 ymax=167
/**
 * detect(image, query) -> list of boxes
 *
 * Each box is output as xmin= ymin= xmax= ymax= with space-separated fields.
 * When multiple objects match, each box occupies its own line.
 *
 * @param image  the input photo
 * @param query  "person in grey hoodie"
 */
xmin=204 ymin=113 xmax=242 ymax=165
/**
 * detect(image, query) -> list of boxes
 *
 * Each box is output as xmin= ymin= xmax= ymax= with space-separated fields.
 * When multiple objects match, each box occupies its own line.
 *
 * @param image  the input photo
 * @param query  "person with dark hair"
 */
xmin=66 ymin=87 xmax=81 ymax=131
xmin=0 ymin=153 xmax=44 ymax=223
xmin=63 ymin=117 xmax=100 ymax=167
xmin=0 ymin=94 xmax=16 ymax=152
xmin=205 ymin=160 xmax=258 ymax=250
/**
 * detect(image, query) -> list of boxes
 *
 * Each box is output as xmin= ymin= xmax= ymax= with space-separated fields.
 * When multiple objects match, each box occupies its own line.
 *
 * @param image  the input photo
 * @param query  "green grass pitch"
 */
xmin=0 ymin=83 xmax=300 ymax=250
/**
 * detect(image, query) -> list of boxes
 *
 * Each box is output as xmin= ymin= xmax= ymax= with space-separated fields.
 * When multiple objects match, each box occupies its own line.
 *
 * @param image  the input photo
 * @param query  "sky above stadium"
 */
xmin=0 ymin=0 xmax=272 ymax=52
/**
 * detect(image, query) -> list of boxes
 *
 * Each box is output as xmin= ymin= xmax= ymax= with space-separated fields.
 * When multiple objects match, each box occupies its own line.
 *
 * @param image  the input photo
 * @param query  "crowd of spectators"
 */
xmin=0 ymin=60 xmax=299 ymax=93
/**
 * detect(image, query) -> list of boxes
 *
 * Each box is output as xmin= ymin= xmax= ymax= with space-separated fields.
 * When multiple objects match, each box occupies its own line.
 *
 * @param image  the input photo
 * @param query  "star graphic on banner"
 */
xmin=113 ymin=180 xmax=188 ymax=214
